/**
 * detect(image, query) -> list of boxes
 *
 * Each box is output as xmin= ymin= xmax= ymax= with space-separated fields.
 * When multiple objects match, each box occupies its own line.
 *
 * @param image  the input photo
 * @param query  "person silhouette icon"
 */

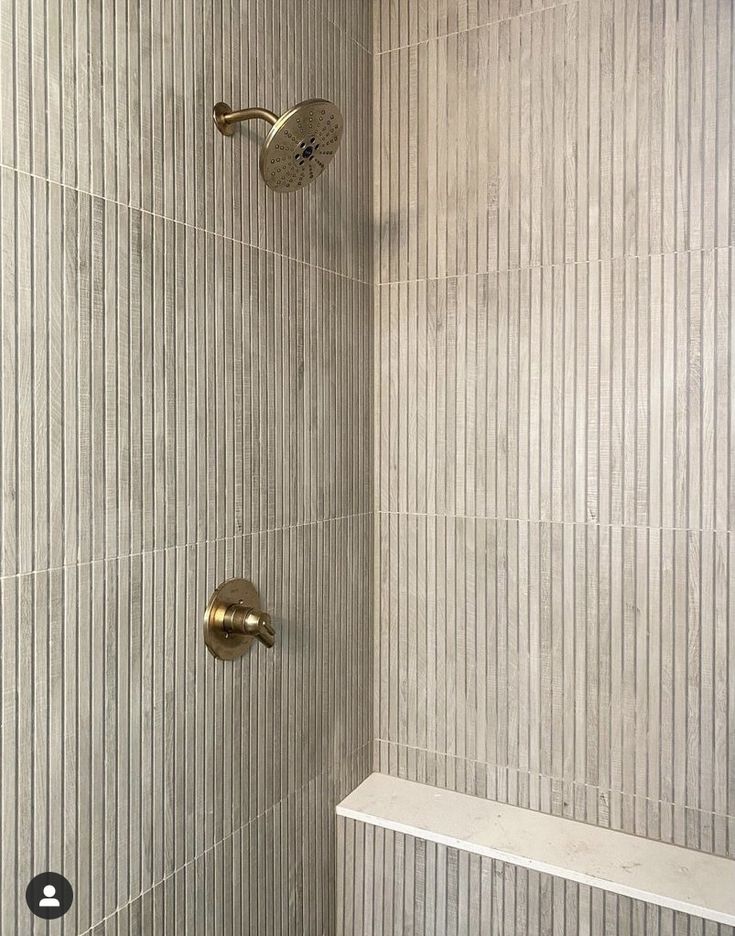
xmin=26 ymin=871 xmax=73 ymax=919
xmin=38 ymin=884 xmax=60 ymax=908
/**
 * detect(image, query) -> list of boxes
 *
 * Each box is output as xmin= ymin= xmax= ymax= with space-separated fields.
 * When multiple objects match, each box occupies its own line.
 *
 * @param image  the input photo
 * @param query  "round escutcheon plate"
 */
xmin=204 ymin=578 xmax=262 ymax=660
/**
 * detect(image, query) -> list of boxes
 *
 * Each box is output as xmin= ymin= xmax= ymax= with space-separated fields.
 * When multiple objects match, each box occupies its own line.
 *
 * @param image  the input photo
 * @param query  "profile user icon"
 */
xmin=25 ymin=872 xmax=73 ymax=919
xmin=39 ymin=884 xmax=61 ymax=908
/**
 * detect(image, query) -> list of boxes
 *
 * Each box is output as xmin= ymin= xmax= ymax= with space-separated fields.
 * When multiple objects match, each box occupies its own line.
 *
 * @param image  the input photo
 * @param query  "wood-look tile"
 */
xmin=0 ymin=169 xmax=371 ymax=577
xmin=375 ymin=1 xmax=734 ymax=281
xmin=375 ymin=514 xmax=735 ymax=855
xmin=0 ymin=514 xmax=371 ymax=936
xmin=374 ymin=0 xmax=575 ymax=52
xmin=308 ymin=0 xmax=372 ymax=52
xmin=377 ymin=252 xmax=734 ymax=529
xmin=0 ymin=0 xmax=372 ymax=928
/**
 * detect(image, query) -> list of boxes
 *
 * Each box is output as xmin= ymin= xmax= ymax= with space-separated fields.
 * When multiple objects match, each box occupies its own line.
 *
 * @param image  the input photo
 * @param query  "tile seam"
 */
xmin=75 ymin=741 xmax=372 ymax=936
xmin=375 ymin=510 xmax=733 ymax=538
xmin=374 ymin=739 xmax=735 ymax=824
xmin=0 ymin=511 xmax=374 ymax=585
xmin=374 ymin=0 xmax=581 ymax=56
xmin=0 ymin=162 xmax=372 ymax=288
xmin=372 ymin=245 xmax=735 ymax=289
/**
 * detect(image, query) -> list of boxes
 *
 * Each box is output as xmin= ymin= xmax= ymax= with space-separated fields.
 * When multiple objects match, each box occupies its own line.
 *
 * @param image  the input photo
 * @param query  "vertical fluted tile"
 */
xmin=376 ymin=0 xmax=735 ymax=896
xmin=0 ymin=0 xmax=371 ymax=932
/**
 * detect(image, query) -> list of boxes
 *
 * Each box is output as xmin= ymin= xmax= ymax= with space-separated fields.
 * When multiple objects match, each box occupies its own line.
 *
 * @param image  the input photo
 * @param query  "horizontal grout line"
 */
xmin=372 ymin=245 xmax=735 ymax=288
xmin=76 ymin=744 xmax=372 ymax=936
xmin=0 ymin=162 xmax=372 ymax=289
xmin=375 ymin=0 xmax=580 ymax=56
xmin=375 ymin=739 xmax=735 ymax=824
xmin=375 ymin=510 xmax=733 ymax=537
xmin=0 ymin=511 xmax=373 ymax=585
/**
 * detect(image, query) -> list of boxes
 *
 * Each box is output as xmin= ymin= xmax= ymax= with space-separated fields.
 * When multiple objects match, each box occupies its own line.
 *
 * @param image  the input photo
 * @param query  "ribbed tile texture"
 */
xmin=0 ymin=0 xmax=372 ymax=932
xmin=375 ymin=517 xmax=733 ymax=856
xmin=311 ymin=0 xmax=372 ymax=52
xmin=376 ymin=0 xmax=574 ymax=50
xmin=377 ymin=255 xmax=734 ymax=528
xmin=373 ymin=0 xmax=735 ymax=913
xmin=81 ymin=761 xmax=370 ymax=936
xmin=336 ymin=816 xmax=735 ymax=936
xmin=0 ymin=518 xmax=372 ymax=936
xmin=377 ymin=515 xmax=735 ymax=856
xmin=375 ymin=0 xmax=734 ymax=277
xmin=0 ymin=169 xmax=371 ymax=577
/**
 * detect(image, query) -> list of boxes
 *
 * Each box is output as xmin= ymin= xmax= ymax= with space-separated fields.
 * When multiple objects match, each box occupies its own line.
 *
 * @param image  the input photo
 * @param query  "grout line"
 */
xmin=371 ymin=245 xmax=735 ymax=289
xmin=0 ymin=162 xmax=373 ymax=289
xmin=75 ymin=742 xmax=372 ymax=936
xmin=373 ymin=738 xmax=735 ymax=824
xmin=375 ymin=509 xmax=733 ymax=538
xmin=375 ymin=0 xmax=580 ymax=57
xmin=0 ymin=511 xmax=373 ymax=585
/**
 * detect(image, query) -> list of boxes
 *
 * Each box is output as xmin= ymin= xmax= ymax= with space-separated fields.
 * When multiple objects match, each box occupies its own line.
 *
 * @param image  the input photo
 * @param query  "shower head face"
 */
xmin=260 ymin=99 xmax=343 ymax=193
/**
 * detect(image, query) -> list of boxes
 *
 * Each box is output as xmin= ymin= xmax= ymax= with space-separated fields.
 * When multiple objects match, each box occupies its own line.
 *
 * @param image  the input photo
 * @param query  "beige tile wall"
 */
xmin=373 ymin=0 xmax=735 ymax=879
xmin=2 ymin=0 xmax=733 ymax=929
xmin=0 ymin=0 xmax=372 ymax=933
xmin=87 ymin=767 xmax=369 ymax=936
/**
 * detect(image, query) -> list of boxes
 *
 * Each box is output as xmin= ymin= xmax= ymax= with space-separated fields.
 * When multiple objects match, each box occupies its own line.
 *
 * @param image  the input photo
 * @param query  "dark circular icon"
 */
xmin=25 ymin=872 xmax=74 ymax=919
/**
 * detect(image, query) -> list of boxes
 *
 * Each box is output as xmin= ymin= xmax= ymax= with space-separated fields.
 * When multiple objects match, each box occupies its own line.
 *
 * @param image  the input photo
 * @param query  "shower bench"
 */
xmin=336 ymin=773 xmax=735 ymax=929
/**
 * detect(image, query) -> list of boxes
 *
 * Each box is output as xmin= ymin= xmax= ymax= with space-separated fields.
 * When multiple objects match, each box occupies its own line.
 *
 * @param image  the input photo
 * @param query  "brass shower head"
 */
xmin=213 ymin=98 xmax=344 ymax=193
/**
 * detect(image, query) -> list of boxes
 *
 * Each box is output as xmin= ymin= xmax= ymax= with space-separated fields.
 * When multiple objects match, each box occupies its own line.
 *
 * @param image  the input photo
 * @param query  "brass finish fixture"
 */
xmin=212 ymin=98 xmax=344 ymax=193
xmin=212 ymin=102 xmax=278 ymax=135
xmin=204 ymin=578 xmax=276 ymax=661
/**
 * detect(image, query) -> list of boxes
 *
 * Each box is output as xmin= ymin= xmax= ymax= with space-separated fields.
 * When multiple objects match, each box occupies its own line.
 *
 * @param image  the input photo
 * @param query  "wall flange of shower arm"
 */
xmin=213 ymin=98 xmax=343 ymax=193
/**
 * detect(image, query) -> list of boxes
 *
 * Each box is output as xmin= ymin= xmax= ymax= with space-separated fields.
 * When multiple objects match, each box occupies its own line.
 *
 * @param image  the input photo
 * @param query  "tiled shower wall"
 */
xmin=374 ymin=0 xmax=734 ymax=897
xmin=0 ymin=1 xmax=372 ymax=933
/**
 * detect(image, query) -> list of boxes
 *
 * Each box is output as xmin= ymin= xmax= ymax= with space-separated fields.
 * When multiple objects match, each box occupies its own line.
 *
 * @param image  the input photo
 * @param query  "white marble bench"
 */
xmin=337 ymin=773 xmax=735 ymax=927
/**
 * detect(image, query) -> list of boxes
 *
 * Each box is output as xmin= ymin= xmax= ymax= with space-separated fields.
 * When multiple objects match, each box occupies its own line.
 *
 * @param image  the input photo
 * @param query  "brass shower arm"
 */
xmin=213 ymin=102 xmax=278 ymax=136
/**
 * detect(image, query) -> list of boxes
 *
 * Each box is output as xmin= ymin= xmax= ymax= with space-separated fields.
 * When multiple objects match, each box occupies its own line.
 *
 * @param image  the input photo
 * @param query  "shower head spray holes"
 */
xmin=260 ymin=100 xmax=344 ymax=193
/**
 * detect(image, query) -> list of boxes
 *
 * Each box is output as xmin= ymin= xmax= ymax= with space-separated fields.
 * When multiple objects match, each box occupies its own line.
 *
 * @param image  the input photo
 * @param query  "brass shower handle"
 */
xmin=223 ymin=606 xmax=276 ymax=648
xmin=203 ymin=579 xmax=276 ymax=659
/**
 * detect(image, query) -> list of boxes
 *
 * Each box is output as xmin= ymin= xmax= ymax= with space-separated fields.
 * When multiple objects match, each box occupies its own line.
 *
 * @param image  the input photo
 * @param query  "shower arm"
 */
xmin=213 ymin=103 xmax=278 ymax=136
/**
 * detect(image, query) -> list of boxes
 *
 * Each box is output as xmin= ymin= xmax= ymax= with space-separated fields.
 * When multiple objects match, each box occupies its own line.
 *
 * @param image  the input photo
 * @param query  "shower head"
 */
xmin=213 ymin=98 xmax=344 ymax=193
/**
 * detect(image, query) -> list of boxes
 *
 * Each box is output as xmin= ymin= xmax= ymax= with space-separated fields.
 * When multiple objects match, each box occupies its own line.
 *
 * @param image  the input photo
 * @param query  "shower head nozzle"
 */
xmin=213 ymin=98 xmax=344 ymax=194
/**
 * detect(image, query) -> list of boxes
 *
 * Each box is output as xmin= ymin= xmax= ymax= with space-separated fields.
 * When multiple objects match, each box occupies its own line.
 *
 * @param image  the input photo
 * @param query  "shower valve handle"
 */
xmin=232 ymin=608 xmax=276 ymax=648
xmin=203 ymin=579 xmax=276 ymax=660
